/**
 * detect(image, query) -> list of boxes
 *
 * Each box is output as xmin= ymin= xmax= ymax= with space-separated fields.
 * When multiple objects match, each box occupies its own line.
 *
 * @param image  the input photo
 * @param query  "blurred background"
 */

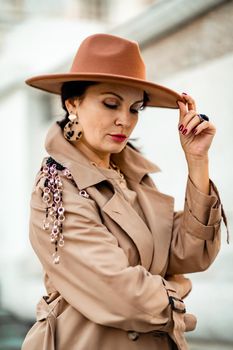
xmin=0 ymin=0 xmax=232 ymax=349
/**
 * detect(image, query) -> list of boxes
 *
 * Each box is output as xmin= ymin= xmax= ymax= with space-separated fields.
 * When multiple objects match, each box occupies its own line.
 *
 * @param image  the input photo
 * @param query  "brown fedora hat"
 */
xmin=25 ymin=33 xmax=184 ymax=109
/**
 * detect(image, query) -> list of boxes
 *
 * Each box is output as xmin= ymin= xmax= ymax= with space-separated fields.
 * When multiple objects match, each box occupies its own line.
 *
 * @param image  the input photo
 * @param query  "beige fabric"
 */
xmin=22 ymin=122 xmax=225 ymax=350
xmin=95 ymin=165 xmax=147 ymax=222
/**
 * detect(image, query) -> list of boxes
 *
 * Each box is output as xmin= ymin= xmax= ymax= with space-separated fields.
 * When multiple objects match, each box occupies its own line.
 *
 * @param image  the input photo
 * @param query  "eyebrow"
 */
xmin=100 ymin=91 xmax=144 ymax=104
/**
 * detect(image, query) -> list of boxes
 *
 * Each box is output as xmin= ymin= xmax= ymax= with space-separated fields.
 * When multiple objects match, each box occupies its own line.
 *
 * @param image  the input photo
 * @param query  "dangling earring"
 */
xmin=63 ymin=112 xmax=83 ymax=141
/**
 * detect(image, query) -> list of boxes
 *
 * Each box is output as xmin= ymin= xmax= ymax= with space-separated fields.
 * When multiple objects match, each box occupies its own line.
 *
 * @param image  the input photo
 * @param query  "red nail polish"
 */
xmin=179 ymin=124 xmax=184 ymax=131
xmin=182 ymin=129 xmax=187 ymax=135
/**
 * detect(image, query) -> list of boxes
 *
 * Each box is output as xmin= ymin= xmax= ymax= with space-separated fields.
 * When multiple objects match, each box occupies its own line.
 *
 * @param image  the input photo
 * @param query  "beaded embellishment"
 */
xmin=40 ymin=157 xmax=75 ymax=264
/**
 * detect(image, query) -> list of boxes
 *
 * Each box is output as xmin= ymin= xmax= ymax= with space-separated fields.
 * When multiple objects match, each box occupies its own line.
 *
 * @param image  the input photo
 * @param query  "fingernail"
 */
xmin=179 ymin=124 xmax=184 ymax=131
xmin=182 ymin=128 xmax=187 ymax=135
xmin=193 ymin=128 xmax=197 ymax=134
xmin=182 ymin=92 xmax=188 ymax=95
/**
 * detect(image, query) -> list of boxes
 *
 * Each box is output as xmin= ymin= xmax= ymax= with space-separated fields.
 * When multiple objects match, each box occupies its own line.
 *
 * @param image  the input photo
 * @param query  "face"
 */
xmin=65 ymin=82 xmax=144 ymax=165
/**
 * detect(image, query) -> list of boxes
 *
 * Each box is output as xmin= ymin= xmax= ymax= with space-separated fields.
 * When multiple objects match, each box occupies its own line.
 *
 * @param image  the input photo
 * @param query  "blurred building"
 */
xmin=0 ymin=0 xmax=232 ymax=349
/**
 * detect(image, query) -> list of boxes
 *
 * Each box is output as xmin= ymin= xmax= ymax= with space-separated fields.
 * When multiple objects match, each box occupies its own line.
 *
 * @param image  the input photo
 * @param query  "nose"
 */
xmin=115 ymin=108 xmax=132 ymax=128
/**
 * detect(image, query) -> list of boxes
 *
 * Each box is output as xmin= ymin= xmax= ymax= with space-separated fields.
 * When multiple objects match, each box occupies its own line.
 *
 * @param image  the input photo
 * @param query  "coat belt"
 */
xmin=36 ymin=295 xmax=62 ymax=350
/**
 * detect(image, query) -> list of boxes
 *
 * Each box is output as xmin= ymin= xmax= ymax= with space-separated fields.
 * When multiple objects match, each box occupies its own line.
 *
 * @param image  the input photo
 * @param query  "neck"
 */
xmin=75 ymin=140 xmax=110 ymax=168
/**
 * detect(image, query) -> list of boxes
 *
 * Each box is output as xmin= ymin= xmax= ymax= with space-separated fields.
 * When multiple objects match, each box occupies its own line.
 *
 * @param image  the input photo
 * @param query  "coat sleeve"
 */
xmin=29 ymin=169 xmax=188 ymax=334
xmin=167 ymin=176 xmax=228 ymax=275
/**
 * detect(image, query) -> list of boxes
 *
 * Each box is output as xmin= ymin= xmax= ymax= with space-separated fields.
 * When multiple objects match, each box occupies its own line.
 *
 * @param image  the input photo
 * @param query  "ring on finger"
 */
xmin=198 ymin=114 xmax=209 ymax=123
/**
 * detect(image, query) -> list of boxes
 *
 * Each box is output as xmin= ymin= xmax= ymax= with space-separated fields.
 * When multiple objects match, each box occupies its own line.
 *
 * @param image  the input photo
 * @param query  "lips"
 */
xmin=109 ymin=134 xmax=127 ymax=142
xmin=111 ymin=134 xmax=127 ymax=138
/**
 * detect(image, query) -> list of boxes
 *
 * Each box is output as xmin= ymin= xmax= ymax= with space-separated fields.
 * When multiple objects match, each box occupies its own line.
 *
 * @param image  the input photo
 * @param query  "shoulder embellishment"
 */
xmin=40 ymin=157 xmax=74 ymax=264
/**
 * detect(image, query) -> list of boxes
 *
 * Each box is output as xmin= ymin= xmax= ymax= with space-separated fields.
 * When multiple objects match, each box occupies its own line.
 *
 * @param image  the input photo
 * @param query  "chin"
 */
xmin=108 ymin=144 xmax=126 ymax=154
xmin=96 ymin=140 xmax=126 ymax=154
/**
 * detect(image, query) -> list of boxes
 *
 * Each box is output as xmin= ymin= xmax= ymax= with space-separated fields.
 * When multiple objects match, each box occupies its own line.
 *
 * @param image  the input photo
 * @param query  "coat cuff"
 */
xmin=184 ymin=177 xmax=229 ymax=243
xmin=186 ymin=176 xmax=221 ymax=225
xmin=163 ymin=280 xmax=186 ymax=312
xmin=183 ymin=176 xmax=226 ymax=241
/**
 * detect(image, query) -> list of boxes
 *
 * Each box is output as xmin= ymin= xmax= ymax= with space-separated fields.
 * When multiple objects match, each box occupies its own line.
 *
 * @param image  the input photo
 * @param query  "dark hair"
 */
xmin=57 ymin=80 xmax=150 ymax=130
xmin=57 ymin=81 xmax=99 ymax=129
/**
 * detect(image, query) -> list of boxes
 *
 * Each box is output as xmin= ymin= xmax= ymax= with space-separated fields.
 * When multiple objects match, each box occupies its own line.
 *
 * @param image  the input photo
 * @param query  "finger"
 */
xmin=178 ymin=109 xmax=197 ymax=133
xmin=181 ymin=114 xmax=200 ymax=135
xmin=177 ymin=100 xmax=188 ymax=123
xmin=182 ymin=93 xmax=196 ymax=111
xmin=193 ymin=121 xmax=216 ymax=135
xmin=179 ymin=109 xmax=197 ymax=127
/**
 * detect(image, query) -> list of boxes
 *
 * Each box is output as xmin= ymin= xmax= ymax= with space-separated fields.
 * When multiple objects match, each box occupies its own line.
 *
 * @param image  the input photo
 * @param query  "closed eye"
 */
xmin=130 ymin=104 xmax=145 ymax=114
xmin=103 ymin=102 xmax=118 ymax=109
xmin=103 ymin=102 xmax=145 ymax=113
xmin=130 ymin=108 xmax=139 ymax=114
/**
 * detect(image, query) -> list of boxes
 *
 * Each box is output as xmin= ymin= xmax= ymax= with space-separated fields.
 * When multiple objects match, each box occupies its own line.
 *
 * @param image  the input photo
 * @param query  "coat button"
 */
xmin=128 ymin=331 xmax=139 ymax=341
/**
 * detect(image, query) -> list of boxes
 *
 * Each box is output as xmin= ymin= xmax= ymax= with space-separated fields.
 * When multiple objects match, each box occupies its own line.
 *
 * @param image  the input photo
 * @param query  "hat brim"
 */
xmin=25 ymin=73 xmax=184 ymax=109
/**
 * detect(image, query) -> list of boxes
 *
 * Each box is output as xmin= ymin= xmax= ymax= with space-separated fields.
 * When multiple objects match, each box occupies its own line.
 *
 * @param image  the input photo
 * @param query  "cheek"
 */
xmin=89 ymin=112 xmax=114 ymax=134
xmin=130 ymin=116 xmax=138 ymax=130
xmin=80 ymin=116 xmax=110 ymax=141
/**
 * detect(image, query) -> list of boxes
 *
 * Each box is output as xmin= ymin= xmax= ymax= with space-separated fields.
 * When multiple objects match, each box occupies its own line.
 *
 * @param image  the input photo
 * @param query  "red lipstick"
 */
xmin=110 ymin=134 xmax=127 ymax=142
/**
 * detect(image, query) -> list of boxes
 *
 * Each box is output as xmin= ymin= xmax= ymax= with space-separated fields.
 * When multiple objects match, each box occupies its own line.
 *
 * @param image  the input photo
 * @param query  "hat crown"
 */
xmin=70 ymin=34 xmax=146 ymax=80
xmin=25 ymin=33 xmax=180 ymax=108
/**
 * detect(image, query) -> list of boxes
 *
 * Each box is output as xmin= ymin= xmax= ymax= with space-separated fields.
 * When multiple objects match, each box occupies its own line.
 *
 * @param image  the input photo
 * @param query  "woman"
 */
xmin=22 ymin=33 xmax=227 ymax=350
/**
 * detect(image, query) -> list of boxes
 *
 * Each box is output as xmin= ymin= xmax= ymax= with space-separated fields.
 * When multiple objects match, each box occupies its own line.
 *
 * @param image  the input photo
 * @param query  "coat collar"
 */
xmin=45 ymin=122 xmax=160 ymax=190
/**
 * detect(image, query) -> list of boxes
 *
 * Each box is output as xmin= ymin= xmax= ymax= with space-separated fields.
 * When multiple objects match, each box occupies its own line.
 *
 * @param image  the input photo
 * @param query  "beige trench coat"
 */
xmin=22 ymin=123 xmax=225 ymax=350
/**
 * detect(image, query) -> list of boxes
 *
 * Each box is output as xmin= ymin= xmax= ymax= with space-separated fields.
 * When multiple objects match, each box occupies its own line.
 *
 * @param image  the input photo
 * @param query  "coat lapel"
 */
xmin=128 ymin=179 xmax=174 ymax=275
xmin=44 ymin=123 xmax=168 ymax=272
xmin=87 ymin=186 xmax=154 ymax=271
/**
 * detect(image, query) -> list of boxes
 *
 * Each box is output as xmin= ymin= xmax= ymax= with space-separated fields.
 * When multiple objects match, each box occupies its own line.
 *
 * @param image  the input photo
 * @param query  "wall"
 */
xmin=142 ymin=0 xmax=233 ymax=80
xmin=132 ymin=50 xmax=233 ymax=343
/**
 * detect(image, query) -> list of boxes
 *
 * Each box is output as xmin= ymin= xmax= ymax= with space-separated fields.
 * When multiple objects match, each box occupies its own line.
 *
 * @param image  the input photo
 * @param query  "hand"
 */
xmin=184 ymin=313 xmax=197 ymax=332
xmin=177 ymin=93 xmax=216 ymax=160
xmin=166 ymin=274 xmax=192 ymax=299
